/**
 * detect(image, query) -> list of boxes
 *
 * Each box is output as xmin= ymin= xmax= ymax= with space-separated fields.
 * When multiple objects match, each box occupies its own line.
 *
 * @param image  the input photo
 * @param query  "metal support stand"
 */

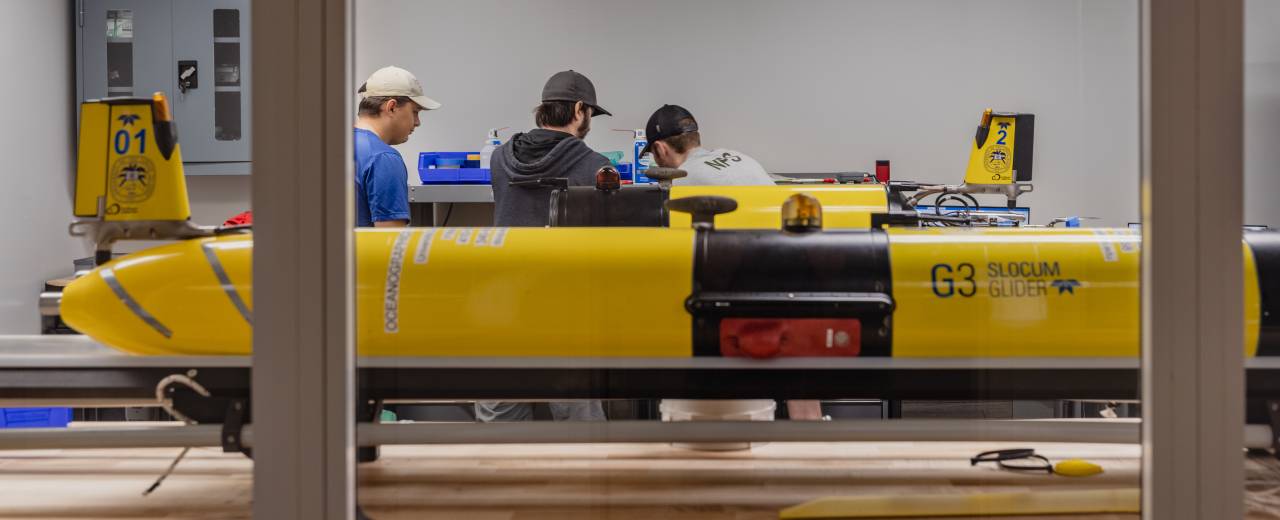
xmin=1267 ymin=400 xmax=1280 ymax=458
xmin=886 ymin=400 xmax=903 ymax=419
xmin=356 ymin=398 xmax=383 ymax=463
xmin=221 ymin=398 xmax=250 ymax=457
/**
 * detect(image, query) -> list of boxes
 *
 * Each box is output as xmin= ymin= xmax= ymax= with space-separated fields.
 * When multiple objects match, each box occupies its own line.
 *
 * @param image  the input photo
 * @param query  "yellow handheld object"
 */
xmin=780 ymin=488 xmax=1138 ymax=518
xmin=1054 ymin=458 xmax=1104 ymax=477
xmin=75 ymin=93 xmax=190 ymax=221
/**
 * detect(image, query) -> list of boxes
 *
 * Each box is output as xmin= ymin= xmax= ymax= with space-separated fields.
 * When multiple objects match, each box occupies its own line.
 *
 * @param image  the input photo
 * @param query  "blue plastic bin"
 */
xmin=0 ymin=407 xmax=71 ymax=428
xmin=419 ymin=152 xmax=491 ymax=185
xmin=615 ymin=162 xmax=633 ymax=182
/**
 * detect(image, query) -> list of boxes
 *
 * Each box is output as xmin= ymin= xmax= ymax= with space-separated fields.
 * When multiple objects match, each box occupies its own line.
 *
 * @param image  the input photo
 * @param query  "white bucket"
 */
xmin=659 ymin=399 xmax=776 ymax=451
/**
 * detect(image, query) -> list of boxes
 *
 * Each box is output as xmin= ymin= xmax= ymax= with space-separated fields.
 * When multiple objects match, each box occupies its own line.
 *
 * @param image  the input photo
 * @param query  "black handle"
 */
xmin=666 ymin=195 xmax=738 ymax=229
xmin=178 ymin=60 xmax=198 ymax=93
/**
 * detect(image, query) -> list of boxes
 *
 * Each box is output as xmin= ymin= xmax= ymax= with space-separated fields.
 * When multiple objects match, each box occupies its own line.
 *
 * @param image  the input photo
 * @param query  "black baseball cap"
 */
xmin=541 ymin=70 xmax=611 ymax=117
xmin=641 ymin=104 xmax=699 ymax=156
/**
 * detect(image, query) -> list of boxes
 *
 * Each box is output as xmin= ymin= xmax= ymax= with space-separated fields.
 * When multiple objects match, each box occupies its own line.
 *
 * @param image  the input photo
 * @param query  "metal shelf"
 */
xmin=409 ymin=184 xmax=493 ymax=204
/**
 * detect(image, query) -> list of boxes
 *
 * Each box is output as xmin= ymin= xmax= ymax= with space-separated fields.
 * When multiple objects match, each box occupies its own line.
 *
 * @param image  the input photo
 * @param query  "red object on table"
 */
xmin=875 ymin=160 xmax=891 ymax=183
xmin=222 ymin=211 xmax=253 ymax=227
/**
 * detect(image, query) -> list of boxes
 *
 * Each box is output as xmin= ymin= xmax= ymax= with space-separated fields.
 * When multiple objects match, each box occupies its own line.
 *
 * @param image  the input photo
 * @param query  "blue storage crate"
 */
xmin=419 ymin=152 xmax=491 ymax=185
xmin=0 ymin=407 xmax=71 ymax=429
xmin=615 ymin=162 xmax=633 ymax=182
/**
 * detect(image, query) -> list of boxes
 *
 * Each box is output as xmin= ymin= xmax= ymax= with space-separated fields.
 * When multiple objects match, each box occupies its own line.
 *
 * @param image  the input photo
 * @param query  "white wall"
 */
xmin=188 ymin=176 xmax=251 ymax=226
xmin=357 ymin=0 xmax=1142 ymax=225
xmin=1245 ymin=0 xmax=1280 ymax=229
xmin=0 ymin=2 xmax=89 ymax=333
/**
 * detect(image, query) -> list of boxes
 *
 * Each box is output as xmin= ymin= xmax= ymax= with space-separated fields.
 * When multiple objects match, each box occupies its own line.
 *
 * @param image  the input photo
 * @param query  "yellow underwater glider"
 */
xmin=60 ymin=95 xmax=1277 ymax=362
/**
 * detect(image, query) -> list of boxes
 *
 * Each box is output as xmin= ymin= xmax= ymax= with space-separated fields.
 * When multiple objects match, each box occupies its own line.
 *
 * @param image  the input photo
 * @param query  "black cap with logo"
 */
xmin=541 ymin=70 xmax=611 ymax=117
xmin=641 ymin=104 xmax=699 ymax=156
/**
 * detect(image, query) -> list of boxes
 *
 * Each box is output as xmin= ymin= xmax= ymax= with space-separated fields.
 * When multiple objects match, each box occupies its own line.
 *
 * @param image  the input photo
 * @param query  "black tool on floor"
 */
xmin=970 ymin=448 xmax=1053 ymax=474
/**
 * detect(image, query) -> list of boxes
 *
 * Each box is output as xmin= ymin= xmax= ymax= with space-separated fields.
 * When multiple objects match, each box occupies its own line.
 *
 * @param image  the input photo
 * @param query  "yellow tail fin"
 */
xmin=72 ymin=93 xmax=210 ymax=264
xmin=75 ymin=93 xmax=191 ymax=221
xmin=963 ymin=108 xmax=1035 ymax=186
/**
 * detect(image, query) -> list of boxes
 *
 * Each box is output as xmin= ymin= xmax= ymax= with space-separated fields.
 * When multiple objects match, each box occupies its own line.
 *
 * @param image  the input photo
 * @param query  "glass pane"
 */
xmin=105 ymin=9 xmax=132 ymax=38
xmin=105 ymin=42 xmax=132 ymax=89
xmin=1245 ymin=0 xmax=1280 ymax=230
xmin=105 ymin=10 xmax=133 ymax=93
xmin=0 ymin=4 xmax=253 ymax=517
xmin=214 ymin=42 xmax=241 ymax=86
xmin=216 ymin=91 xmax=242 ymax=141
xmin=354 ymin=0 xmax=1143 ymax=517
xmin=213 ymin=9 xmax=242 ymax=141
xmin=1244 ymin=0 xmax=1279 ymax=509
xmin=213 ymin=9 xmax=239 ymax=38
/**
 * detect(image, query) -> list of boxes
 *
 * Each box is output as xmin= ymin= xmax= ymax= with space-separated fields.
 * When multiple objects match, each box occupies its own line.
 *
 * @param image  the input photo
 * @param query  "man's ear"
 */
xmin=382 ymin=98 xmax=398 ymax=114
xmin=574 ymin=101 xmax=588 ymax=119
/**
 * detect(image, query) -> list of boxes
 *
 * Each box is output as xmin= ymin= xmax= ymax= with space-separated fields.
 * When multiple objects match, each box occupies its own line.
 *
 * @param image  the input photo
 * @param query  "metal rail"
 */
xmin=0 ymin=419 xmax=1153 ymax=451
xmin=1 ymin=420 xmax=1272 ymax=451
xmin=358 ymin=419 xmax=1149 ymax=446
xmin=3 ymin=336 xmax=1280 ymax=402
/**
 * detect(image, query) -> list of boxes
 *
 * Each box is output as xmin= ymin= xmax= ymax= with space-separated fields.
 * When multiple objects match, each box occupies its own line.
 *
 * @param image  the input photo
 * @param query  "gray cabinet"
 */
xmin=78 ymin=0 xmax=251 ymax=174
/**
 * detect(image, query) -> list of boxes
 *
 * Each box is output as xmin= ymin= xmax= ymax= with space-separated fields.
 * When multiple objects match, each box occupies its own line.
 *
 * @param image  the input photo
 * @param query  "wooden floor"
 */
xmin=0 ymin=429 xmax=1274 ymax=519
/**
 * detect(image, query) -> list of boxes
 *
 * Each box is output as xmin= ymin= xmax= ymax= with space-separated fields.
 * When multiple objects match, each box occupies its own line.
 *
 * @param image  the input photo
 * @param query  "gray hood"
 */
xmin=499 ymin=130 xmax=602 ymax=185
xmin=489 ymin=129 xmax=611 ymax=227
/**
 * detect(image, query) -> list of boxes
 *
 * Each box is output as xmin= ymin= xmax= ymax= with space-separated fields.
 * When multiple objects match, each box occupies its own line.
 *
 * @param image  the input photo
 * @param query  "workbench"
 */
xmin=0 ymin=436 xmax=1147 ymax=519
xmin=8 ymin=433 xmax=1280 ymax=519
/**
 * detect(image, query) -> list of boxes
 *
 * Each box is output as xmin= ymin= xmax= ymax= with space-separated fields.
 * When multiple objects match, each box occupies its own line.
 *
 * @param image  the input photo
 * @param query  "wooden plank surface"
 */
xmin=0 ymin=429 xmax=1271 ymax=519
xmin=0 ymin=432 xmax=1136 ymax=519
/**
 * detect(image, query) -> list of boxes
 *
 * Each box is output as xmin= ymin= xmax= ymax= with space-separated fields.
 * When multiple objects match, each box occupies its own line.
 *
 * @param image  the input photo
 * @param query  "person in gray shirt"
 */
xmin=642 ymin=103 xmax=826 ymax=421
xmin=642 ymin=104 xmax=774 ymax=186
xmin=478 ymin=70 xmax=612 ymax=422
xmin=490 ymin=70 xmax=612 ymax=227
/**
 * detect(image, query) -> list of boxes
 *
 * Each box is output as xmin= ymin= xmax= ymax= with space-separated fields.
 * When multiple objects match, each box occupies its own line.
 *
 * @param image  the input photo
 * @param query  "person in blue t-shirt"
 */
xmin=353 ymin=66 xmax=442 ymax=227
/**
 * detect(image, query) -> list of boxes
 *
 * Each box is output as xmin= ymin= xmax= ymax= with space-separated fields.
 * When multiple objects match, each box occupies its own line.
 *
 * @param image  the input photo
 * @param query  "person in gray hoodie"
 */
xmin=478 ymin=71 xmax=611 ymax=422
xmin=490 ymin=70 xmax=613 ymax=227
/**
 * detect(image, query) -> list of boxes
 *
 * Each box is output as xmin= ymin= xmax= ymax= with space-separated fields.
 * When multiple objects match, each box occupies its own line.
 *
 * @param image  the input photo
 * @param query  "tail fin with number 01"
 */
xmin=72 ymin=93 xmax=210 ymax=264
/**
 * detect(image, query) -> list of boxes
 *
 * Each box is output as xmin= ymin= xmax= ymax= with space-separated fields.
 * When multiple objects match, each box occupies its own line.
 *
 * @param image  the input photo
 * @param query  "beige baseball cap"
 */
xmin=357 ymin=66 xmax=441 ymax=110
